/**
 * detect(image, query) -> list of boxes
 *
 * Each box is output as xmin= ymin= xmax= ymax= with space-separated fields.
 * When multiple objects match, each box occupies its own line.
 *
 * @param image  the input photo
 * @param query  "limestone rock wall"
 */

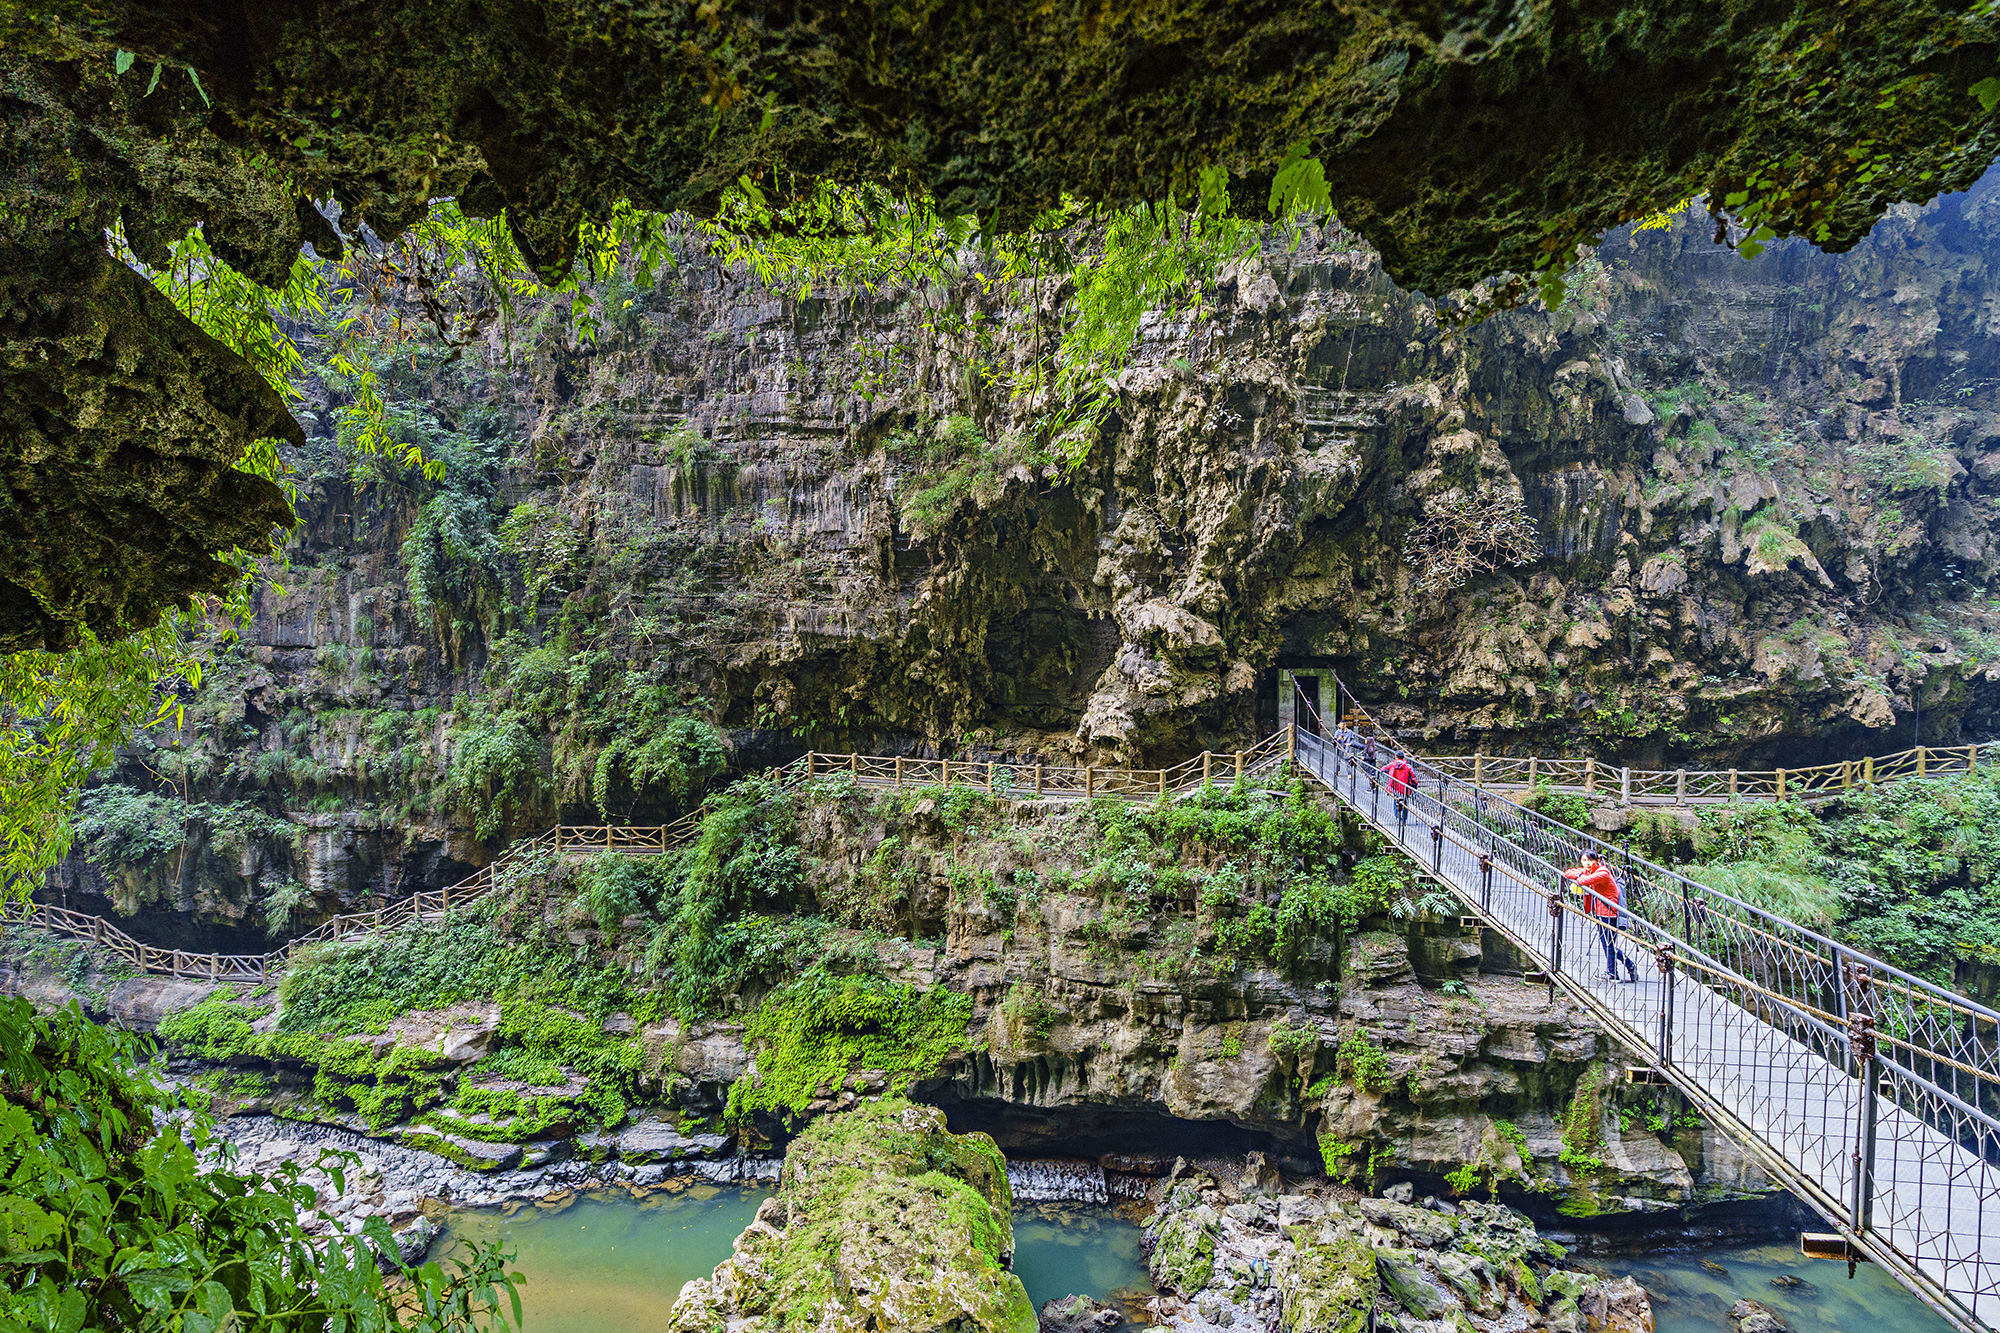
xmin=56 ymin=175 xmax=2000 ymax=940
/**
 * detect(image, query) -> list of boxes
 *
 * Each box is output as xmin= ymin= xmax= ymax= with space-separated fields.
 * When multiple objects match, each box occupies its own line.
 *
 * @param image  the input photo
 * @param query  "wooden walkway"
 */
xmin=1424 ymin=742 xmax=1988 ymax=807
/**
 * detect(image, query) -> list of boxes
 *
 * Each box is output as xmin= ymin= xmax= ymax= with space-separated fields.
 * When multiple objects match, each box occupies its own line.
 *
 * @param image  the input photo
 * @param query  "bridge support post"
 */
xmin=1287 ymin=723 xmax=1297 ymax=764
xmin=1548 ymin=890 xmax=1564 ymax=997
xmin=1656 ymin=943 xmax=1676 ymax=1068
xmin=1431 ymin=823 xmax=1444 ymax=873
xmin=1850 ymin=1013 xmax=1880 ymax=1233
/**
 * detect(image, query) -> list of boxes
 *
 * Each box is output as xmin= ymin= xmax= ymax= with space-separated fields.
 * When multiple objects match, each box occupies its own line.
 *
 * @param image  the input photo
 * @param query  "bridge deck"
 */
xmin=1297 ymin=731 xmax=1998 ymax=1332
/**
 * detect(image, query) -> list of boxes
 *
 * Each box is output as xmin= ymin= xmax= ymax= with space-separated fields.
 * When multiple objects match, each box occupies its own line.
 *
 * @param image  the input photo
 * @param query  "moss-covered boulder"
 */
xmin=668 ymin=1099 xmax=1035 ymax=1333
xmin=1280 ymin=1230 xmax=1379 ymax=1333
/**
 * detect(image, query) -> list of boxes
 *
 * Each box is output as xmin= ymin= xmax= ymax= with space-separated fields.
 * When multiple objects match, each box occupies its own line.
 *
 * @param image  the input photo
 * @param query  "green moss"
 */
xmin=726 ymin=967 xmax=973 ymax=1124
xmin=1281 ymin=1230 xmax=1377 ymax=1333
xmin=693 ymin=1100 xmax=1031 ymax=1333
xmin=156 ymin=993 xmax=259 ymax=1061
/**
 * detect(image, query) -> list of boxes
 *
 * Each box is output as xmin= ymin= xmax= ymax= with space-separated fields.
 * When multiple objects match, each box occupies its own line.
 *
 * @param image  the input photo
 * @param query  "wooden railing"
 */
xmin=786 ymin=730 xmax=1294 ymax=801
xmin=4 ymin=817 xmax=701 ymax=983
xmin=1420 ymin=742 xmax=1988 ymax=806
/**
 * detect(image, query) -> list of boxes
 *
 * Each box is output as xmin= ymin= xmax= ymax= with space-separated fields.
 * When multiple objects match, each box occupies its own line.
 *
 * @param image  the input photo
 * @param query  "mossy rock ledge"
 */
xmin=667 ymin=1099 xmax=1036 ymax=1333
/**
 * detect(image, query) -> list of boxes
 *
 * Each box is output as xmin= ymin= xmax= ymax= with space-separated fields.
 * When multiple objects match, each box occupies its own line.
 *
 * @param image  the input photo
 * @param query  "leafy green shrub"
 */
xmin=0 ymin=998 xmax=516 ymax=1329
xmin=443 ymin=715 xmax=547 ymax=839
xmin=576 ymin=851 xmax=656 ymax=933
xmin=1335 ymin=1030 xmax=1393 ymax=1093
xmin=1523 ymin=783 xmax=1592 ymax=831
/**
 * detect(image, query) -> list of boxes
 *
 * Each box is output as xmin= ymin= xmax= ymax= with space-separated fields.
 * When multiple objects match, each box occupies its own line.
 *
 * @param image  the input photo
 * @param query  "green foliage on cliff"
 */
xmin=442 ymin=628 xmax=730 ymax=838
xmin=1636 ymin=771 xmax=2000 ymax=989
xmin=156 ymin=992 xmax=260 ymax=1062
xmin=726 ymin=967 xmax=974 ymax=1125
xmin=0 ymin=997 xmax=519 ymax=1331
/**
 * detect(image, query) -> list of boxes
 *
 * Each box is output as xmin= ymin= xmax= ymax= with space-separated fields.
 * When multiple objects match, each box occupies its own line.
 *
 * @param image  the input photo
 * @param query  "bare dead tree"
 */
xmin=1401 ymin=487 xmax=1541 ymax=596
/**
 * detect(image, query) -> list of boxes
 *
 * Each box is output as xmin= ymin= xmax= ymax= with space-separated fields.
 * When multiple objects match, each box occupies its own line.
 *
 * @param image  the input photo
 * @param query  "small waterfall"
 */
xmin=1007 ymin=1158 xmax=1108 ymax=1204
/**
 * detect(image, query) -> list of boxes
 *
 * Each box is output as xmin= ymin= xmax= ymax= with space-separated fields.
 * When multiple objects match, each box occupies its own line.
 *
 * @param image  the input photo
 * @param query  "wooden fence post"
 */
xmin=1675 ymin=769 xmax=1686 ymax=803
xmin=1864 ymin=755 xmax=1875 ymax=786
xmin=1620 ymin=766 xmax=1632 ymax=805
xmin=895 ymin=756 xmax=904 ymax=786
xmin=987 ymin=761 xmax=996 ymax=791
xmin=1584 ymin=756 xmax=1596 ymax=794
xmin=1203 ymin=753 xmax=1213 ymax=786
xmin=1235 ymin=751 xmax=1245 ymax=781
xmin=1917 ymin=748 xmax=1927 ymax=778
xmin=1159 ymin=768 xmax=1168 ymax=802
xmin=1972 ymin=745 xmax=1981 ymax=773
xmin=1034 ymin=763 xmax=1044 ymax=796
xmin=1086 ymin=767 xmax=1096 ymax=798
xmin=1286 ymin=723 xmax=1297 ymax=763
xmin=1777 ymin=768 xmax=1788 ymax=799
xmin=942 ymin=758 xmax=951 ymax=785
xmin=1841 ymin=759 xmax=1851 ymax=789
xmin=1529 ymin=754 xmax=1538 ymax=786
xmin=1473 ymin=754 xmax=1484 ymax=787
xmin=850 ymin=753 xmax=859 ymax=778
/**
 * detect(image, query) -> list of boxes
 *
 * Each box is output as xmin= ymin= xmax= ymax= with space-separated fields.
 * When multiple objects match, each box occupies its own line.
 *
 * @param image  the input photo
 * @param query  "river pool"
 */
xmin=1604 ymin=1240 xmax=1955 ymax=1333
xmin=440 ymin=1189 xmax=1155 ymax=1332
xmin=443 ymin=1193 xmax=1953 ymax=1333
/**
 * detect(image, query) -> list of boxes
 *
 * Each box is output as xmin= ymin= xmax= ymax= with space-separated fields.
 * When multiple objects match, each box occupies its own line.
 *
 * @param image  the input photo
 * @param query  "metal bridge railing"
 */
xmin=1302 ymin=687 xmax=2000 ymax=1333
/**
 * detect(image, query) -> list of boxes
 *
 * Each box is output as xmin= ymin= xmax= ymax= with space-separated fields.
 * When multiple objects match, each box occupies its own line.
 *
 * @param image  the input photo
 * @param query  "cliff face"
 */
xmin=54 ymin=174 xmax=2000 ymax=939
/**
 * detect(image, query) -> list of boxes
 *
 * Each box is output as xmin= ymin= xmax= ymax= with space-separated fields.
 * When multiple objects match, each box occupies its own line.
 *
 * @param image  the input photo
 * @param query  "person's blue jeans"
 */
xmin=1596 ymin=916 xmax=1634 ymax=978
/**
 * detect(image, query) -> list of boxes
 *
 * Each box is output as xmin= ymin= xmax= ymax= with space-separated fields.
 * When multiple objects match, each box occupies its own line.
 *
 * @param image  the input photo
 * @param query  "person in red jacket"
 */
xmin=1384 ymin=756 xmax=1416 ymax=822
xmin=1563 ymin=853 xmax=1637 ymax=982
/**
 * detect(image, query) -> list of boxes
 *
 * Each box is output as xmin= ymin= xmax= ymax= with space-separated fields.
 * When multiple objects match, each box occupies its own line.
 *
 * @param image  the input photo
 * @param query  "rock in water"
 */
xmin=1038 ymin=1294 xmax=1122 ymax=1333
xmin=1729 ymin=1298 xmax=1789 ymax=1333
xmin=668 ymin=1099 xmax=1035 ymax=1333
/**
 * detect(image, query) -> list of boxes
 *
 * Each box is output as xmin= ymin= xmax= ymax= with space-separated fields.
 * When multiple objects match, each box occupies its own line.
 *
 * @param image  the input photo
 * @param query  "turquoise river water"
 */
xmin=439 ymin=1189 xmax=1154 ymax=1332
xmin=441 ymin=1192 xmax=1950 ymax=1333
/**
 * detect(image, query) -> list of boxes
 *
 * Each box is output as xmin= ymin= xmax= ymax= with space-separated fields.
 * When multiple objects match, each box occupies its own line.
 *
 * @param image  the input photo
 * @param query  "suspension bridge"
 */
xmin=1297 ymin=687 xmax=1999 ymax=1333
xmin=6 ymin=713 xmax=1997 ymax=1328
